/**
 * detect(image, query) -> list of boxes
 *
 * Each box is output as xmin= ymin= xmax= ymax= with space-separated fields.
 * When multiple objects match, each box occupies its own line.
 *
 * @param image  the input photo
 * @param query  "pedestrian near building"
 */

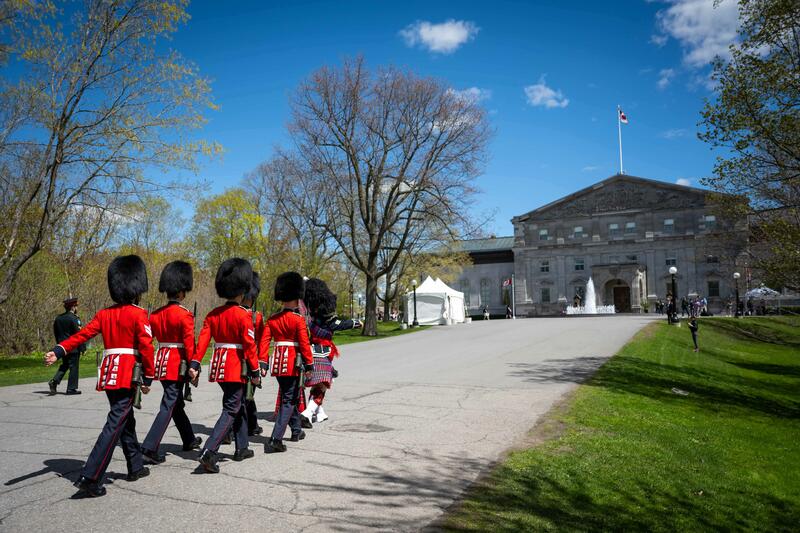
xmin=43 ymin=255 xmax=154 ymax=498
xmin=265 ymin=272 xmax=314 ymax=453
xmin=48 ymin=297 xmax=86 ymax=395
xmin=191 ymin=258 xmax=261 ymax=473
xmin=140 ymin=261 xmax=202 ymax=465
xmin=688 ymin=317 xmax=699 ymax=352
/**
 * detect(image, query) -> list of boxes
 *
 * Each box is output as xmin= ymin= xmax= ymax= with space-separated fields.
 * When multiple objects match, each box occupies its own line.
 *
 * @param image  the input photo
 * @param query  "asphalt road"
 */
xmin=0 ymin=315 xmax=654 ymax=532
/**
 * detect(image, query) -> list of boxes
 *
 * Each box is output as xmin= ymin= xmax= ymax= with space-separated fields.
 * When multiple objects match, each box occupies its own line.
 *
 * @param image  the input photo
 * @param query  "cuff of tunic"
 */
xmin=53 ymin=345 xmax=66 ymax=360
xmin=189 ymin=360 xmax=201 ymax=372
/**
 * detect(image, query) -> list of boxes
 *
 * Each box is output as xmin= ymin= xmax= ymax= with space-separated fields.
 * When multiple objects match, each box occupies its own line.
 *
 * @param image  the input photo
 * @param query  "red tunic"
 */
xmin=253 ymin=310 xmax=270 ymax=364
xmin=193 ymin=303 xmax=258 ymax=383
xmin=150 ymin=302 xmax=195 ymax=381
xmin=55 ymin=304 xmax=155 ymax=391
xmin=266 ymin=309 xmax=313 ymax=377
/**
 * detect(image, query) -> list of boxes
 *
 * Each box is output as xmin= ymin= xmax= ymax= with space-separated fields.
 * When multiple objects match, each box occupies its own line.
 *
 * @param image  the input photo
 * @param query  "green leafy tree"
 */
xmin=700 ymin=0 xmax=800 ymax=290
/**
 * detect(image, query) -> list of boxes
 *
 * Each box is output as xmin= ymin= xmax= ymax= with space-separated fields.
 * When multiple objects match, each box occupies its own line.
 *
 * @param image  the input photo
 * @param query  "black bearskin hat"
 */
xmin=304 ymin=278 xmax=336 ymax=319
xmin=215 ymin=258 xmax=253 ymax=299
xmin=274 ymin=271 xmax=304 ymax=302
xmin=158 ymin=261 xmax=193 ymax=295
xmin=245 ymin=271 xmax=261 ymax=304
xmin=108 ymin=255 xmax=148 ymax=304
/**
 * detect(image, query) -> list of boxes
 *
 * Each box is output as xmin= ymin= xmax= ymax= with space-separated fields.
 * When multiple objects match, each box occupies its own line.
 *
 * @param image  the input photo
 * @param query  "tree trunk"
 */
xmin=383 ymin=273 xmax=392 ymax=322
xmin=363 ymin=272 xmax=379 ymax=336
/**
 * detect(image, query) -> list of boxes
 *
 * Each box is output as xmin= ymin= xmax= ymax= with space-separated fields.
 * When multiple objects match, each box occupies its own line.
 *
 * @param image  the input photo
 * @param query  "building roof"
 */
xmin=455 ymin=236 xmax=515 ymax=253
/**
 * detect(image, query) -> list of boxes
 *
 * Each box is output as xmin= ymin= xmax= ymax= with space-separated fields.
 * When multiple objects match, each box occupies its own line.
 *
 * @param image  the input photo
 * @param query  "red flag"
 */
xmin=502 ymin=278 xmax=512 ymax=287
xmin=619 ymin=108 xmax=628 ymax=124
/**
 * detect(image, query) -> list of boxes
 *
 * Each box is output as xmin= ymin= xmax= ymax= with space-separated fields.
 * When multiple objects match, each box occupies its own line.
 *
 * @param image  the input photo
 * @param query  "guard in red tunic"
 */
xmin=140 ymin=261 xmax=202 ymax=464
xmin=44 ymin=255 xmax=154 ymax=498
xmin=242 ymin=272 xmax=269 ymax=436
xmin=265 ymin=272 xmax=314 ymax=453
xmin=190 ymin=258 xmax=260 ymax=473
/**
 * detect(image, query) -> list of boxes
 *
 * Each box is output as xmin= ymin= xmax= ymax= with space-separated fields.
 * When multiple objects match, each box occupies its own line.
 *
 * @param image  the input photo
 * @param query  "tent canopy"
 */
xmin=746 ymin=285 xmax=780 ymax=298
xmin=405 ymin=276 xmax=466 ymax=325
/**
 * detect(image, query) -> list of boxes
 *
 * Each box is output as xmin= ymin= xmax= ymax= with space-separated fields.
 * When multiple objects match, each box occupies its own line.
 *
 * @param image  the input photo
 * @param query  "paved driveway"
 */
xmin=0 ymin=315 xmax=654 ymax=531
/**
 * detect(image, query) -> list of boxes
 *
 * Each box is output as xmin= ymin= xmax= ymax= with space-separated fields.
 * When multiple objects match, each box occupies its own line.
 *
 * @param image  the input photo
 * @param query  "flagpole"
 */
xmin=617 ymin=105 xmax=624 ymax=175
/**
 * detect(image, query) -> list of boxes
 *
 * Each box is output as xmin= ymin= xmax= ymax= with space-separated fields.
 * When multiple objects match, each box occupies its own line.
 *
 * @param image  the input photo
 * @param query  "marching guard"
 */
xmin=48 ymin=296 xmax=86 ymax=395
xmin=140 ymin=261 xmax=202 ymax=464
xmin=190 ymin=258 xmax=261 ymax=473
xmin=265 ymin=272 xmax=314 ymax=453
xmin=242 ymin=272 xmax=269 ymax=436
xmin=44 ymin=255 xmax=154 ymax=497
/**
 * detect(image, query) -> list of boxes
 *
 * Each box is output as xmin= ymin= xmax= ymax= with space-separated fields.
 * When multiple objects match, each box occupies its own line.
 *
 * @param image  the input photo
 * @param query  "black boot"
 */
xmin=48 ymin=380 xmax=57 ymax=396
xmin=142 ymin=449 xmax=165 ymax=464
xmin=182 ymin=436 xmax=202 ymax=451
xmin=248 ymin=425 xmax=263 ymax=436
xmin=73 ymin=476 xmax=106 ymax=498
xmin=65 ymin=389 xmax=82 ymax=395
xmin=290 ymin=430 xmax=306 ymax=442
xmin=126 ymin=466 xmax=150 ymax=482
xmin=300 ymin=416 xmax=313 ymax=429
xmin=199 ymin=450 xmax=219 ymax=473
xmin=264 ymin=439 xmax=286 ymax=453
xmin=233 ymin=448 xmax=254 ymax=461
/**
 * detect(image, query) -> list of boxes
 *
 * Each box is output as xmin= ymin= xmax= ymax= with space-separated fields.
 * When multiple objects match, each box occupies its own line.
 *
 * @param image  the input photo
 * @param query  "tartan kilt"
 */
xmin=305 ymin=355 xmax=333 ymax=387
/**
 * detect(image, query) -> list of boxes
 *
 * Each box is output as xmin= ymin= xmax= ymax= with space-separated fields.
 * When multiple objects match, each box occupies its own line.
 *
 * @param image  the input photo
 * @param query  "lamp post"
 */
xmin=411 ymin=279 xmax=419 ymax=327
xmin=669 ymin=266 xmax=678 ymax=324
xmin=733 ymin=272 xmax=741 ymax=318
xmin=349 ymin=281 xmax=354 ymax=319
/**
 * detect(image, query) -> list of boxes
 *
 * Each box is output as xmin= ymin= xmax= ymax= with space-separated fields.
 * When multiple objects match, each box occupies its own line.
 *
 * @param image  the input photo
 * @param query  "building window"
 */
xmin=626 ymin=254 xmax=638 ymax=262
xmin=665 ymin=255 xmax=677 ymax=266
xmin=707 ymin=255 xmax=719 ymax=264
xmin=540 ymin=287 xmax=551 ymax=303
xmin=663 ymin=218 xmax=674 ymax=234
xmin=704 ymin=215 xmax=716 ymax=230
xmin=574 ymin=258 xmax=585 ymax=271
xmin=460 ymin=279 xmax=470 ymax=307
xmin=608 ymin=223 xmax=620 ymax=238
xmin=573 ymin=226 xmax=583 ymax=239
xmin=625 ymin=221 xmax=637 ymax=234
xmin=540 ymin=260 xmax=550 ymax=273
xmin=480 ymin=278 xmax=490 ymax=306
xmin=708 ymin=280 xmax=720 ymax=297
xmin=609 ymin=255 xmax=620 ymax=264
xmin=539 ymin=229 xmax=549 ymax=241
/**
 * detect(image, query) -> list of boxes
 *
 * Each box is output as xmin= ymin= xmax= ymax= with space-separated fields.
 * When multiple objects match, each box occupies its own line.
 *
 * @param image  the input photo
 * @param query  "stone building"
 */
xmin=457 ymin=174 xmax=743 ymax=316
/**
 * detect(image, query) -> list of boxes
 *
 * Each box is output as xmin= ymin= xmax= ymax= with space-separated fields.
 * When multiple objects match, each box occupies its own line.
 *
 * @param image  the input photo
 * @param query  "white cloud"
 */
xmin=448 ymin=87 xmax=492 ymax=103
xmin=676 ymin=177 xmax=692 ymax=186
xmin=582 ymin=165 xmax=599 ymax=172
xmin=661 ymin=128 xmax=688 ymax=139
xmin=655 ymin=0 xmax=740 ymax=67
xmin=524 ymin=77 xmax=569 ymax=109
xmin=400 ymin=20 xmax=479 ymax=54
xmin=650 ymin=34 xmax=668 ymax=47
xmin=657 ymin=68 xmax=675 ymax=89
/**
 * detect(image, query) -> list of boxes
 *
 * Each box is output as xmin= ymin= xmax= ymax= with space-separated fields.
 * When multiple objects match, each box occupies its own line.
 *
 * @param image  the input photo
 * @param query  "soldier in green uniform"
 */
xmin=48 ymin=297 xmax=86 ymax=395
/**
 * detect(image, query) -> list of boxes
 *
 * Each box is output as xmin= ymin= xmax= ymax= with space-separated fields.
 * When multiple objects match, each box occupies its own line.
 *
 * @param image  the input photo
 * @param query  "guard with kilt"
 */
xmin=44 ymin=255 xmax=154 ymax=497
xmin=48 ymin=296 xmax=86 ymax=395
xmin=265 ymin=272 xmax=314 ymax=453
xmin=190 ymin=258 xmax=261 ymax=473
xmin=140 ymin=261 xmax=202 ymax=464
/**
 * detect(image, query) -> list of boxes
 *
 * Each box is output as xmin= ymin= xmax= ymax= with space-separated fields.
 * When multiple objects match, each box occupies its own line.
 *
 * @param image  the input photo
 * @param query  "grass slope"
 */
xmin=443 ymin=317 xmax=800 ymax=532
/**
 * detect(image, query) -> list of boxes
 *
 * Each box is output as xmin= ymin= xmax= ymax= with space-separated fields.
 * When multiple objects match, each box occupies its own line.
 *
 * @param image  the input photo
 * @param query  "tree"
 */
xmin=283 ymin=57 xmax=490 ymax=335
xmin=0 ymin=0 xmax=218 ymax=305
xmin=700 ymin=0 xmax=800 ymax=290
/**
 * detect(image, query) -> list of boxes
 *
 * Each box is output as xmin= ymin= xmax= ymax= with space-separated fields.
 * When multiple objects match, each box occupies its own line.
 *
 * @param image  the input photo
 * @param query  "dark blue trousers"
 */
xmin=52 ymin=351 xmax=80 ymax=391
xmin=203 ymin=382 xmax=248 ymax=453
xmin=83 ymin=389 xmax=143 ymax=482
xmin=272 ymin=376 xmax=301 ymax=441
xmin=142 ymin=380 xmax=196 ymax=453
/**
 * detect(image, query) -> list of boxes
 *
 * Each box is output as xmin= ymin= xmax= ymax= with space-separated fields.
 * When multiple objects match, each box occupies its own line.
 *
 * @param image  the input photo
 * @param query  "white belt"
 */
xmin=159 ymin=343 xmax=184 ymax=348
xmin=103 ymin=348 xmax=139 ymax=356
xmin=275 ymin=341 xmax=299 ymax=347
xmin=215 ymin=343 xmax=242 ymax=350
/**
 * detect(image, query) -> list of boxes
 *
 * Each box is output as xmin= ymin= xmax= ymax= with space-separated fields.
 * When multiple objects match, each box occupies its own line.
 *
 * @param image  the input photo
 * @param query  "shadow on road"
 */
xmin=4 ymin=458 xmax=84 ymax=486
xmin=507 ymin=356 xmax=609 ymax=384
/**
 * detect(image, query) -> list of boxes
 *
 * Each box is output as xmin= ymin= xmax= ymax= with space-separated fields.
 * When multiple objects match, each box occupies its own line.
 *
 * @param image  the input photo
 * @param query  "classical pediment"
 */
xmin=515 ymin=175 xmax=707 ymax=221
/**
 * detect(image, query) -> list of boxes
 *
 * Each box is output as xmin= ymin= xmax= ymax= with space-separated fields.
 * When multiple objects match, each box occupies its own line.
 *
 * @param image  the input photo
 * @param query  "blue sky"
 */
xmin=168 ymin=0 xmax=739 ymax=235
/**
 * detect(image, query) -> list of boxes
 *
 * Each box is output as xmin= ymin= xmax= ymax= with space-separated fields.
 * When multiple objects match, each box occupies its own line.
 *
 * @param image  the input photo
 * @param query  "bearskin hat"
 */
xmin=108 ymin=255 xmax=148 ymax=304
xmin=245 ymin=271 xmax=261 ymax=304
xmin=304 ymin=278 xmax=336 ymax=319
xmin=158 ymin=261 xmax=193 ymax=295
xmin=274 ymin=271 xmax=304 ymax=302
xmin=215 ymin=258 xmax=253 ymax=299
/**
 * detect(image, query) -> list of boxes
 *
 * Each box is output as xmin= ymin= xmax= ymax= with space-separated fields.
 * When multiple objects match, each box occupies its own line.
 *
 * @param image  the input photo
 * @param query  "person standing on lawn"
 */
xmin=43 ymin=255 xmax=154 ymax=498
xmin=688 ymin=317 xmax=699 ymax=352
xmin=140 ymin=261 xmax=202 ymax=465
xmin=48 ymin=297 xmax=86 ymax=396
xmin=191 ymin=258 xmax=261 ymax=473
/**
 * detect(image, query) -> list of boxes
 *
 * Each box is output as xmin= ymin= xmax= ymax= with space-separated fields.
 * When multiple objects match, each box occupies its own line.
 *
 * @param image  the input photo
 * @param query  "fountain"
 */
xmin=565 ymin=277 xmax=616 ymax=315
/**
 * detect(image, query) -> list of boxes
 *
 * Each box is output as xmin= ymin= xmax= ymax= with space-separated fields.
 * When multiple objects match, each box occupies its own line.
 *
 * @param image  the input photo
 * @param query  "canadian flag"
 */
xmin=619 ymin=108 xmax=628 ymax=124
xmin=502 ymin=278 xmax=512 ymax=287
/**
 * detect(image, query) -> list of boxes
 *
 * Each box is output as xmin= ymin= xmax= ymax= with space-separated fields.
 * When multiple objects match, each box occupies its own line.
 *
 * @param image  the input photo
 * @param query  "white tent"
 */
xmin=746 ymin=285 xmax=780 ymax=298
xmin=405 ymin=276 xmax=466 ymax=325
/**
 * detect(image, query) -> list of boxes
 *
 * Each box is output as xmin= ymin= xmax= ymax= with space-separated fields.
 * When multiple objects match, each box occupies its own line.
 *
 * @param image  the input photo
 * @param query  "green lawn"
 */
xmin=0 ymin=321 xmax=425 ymax=385
xmin=443 ymin=316 xmax=800 ymax=532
